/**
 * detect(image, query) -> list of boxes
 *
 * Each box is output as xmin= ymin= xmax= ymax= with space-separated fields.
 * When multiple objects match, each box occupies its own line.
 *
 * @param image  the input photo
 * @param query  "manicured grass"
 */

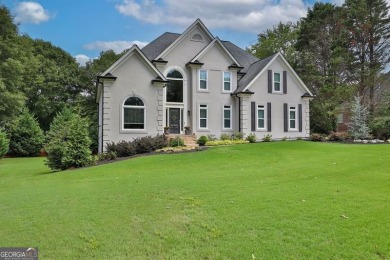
xmin=1 ymin=142 xmax=390 ymax=259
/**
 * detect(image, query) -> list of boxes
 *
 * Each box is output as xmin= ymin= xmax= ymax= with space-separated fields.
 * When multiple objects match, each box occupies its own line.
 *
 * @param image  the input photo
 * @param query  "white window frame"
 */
xmin=122 ymin=96 xmax=146 ymax=131
xmin=288 ymin=105 xmax=297 ymax=131
xmin=222 ymin=71 xmax=232 ymax=92
xmin=257 ymin=104 xmax=266 ymax=130
xmin=198 ymin=104 xmax=208 ymax=129
xmin=223 ymin=105 xmax=232 ymax=129
xmin=273 ymin=72 xmax=282 ymax=93
xmin=199 ymin=70 xmax=208 ymax=91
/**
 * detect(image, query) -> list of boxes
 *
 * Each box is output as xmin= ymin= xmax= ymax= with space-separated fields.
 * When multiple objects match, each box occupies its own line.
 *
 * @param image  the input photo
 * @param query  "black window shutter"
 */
xmin=267 ymin=102 xmax=271 ymax=132
xmin=284 ymin=103 xmax=288 ymax=132
xmin=298 ymin=104 xmax=303 ymax=132
xmin=251 ymin=102 xmax=256 ymax=131
xmin=268 ymin=70 xmax=272 ymax=93
xmin=283 ymin=71 xmax=287 ymax=94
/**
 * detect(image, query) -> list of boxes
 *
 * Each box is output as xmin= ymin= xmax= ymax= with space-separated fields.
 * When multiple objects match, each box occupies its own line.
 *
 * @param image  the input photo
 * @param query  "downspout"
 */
xmin=96 ymin=78 xmax=103 ymax=154
xmin=238 ymin=95 xmax=241 ymax=132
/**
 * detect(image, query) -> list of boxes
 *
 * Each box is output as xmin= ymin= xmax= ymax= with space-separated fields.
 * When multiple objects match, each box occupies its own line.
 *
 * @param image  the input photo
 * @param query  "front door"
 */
xmin=169 ymin=108 xmax=181 ymax=134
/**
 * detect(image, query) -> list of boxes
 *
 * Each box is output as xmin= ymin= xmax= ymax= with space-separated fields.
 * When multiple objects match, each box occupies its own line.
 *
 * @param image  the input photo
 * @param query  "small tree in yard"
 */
xmin=45 ymin=108 xmax=93 ymax=171
xmin=9 ymin=108 xmax=45 ymax=156
xmin=0 ymin=129 xmax=9 ymax=158
xmin=348 ymin=95 xmax=370 ymax=139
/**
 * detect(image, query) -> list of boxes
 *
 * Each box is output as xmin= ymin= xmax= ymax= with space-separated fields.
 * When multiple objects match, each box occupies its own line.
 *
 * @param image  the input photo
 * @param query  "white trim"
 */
xmin=288 ymin=105 xmax=298 ymax=131
xmin=242 ymin=52 xmax=313 ymax=96
xmin=199 ymin=69 xmax=208 ymax=91
xmin=163 ymin=66 xmax=188 ymax=128
xmin=222 ymin=105 xmax=232 ymax=130
xmin=102 ymin=45 xmax=166 ymax=80
xmin=198 ymin=104 xmax=208 ymax=130
xmin=273 ymin=71 xmax=282 ymax=93
xmin=156 ymin=19 xmax=214 ymax=60
xmin=121 ymin=96 xmax=146 ymax=132
xmin=222 ymin=71 xmax=232 ymax=93
xmin=190 ymin=37 xmax=241 ymax=66
xmin=256 ymin=104 xmax=267 ymax=131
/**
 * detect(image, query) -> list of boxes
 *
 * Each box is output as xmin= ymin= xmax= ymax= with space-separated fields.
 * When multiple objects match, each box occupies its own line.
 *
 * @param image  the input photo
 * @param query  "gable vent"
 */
xmin=191 ymin=33 xmax=203 ymax=42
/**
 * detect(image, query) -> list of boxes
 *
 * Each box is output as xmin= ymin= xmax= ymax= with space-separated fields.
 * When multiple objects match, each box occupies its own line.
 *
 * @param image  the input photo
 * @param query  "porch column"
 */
xmin=237 ymin=93 xmax=252 ymax=137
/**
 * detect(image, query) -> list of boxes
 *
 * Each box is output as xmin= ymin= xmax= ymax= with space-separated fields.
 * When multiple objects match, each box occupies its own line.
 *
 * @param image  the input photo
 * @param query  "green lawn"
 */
xmin=1 ymin=141 xmax=390 ymax=259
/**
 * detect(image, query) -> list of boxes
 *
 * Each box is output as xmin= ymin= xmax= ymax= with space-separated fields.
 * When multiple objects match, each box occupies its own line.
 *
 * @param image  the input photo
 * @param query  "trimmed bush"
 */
xmin=207 ymin=140 xmax=249 ymax=146
xmin=106 ymin=141 xmax=136 ymax=157
xmin=169 ymin=136 xmax=185 ymax=147
xmin=370 ymin=116 xmax=390 ymax=140
xmin=328 ymin=131 xmax=350 ymax=142
xmin=310 ymin=133 xmax=324 ymax=142
xmin=0 ymin=129 xmax=9 ymax=158
xmin=197 ymin=136 xmax=208 ymax=146
xmin=220 ymin=133 xmax=230 ymax=140
xmin=231 ymin=131 xmax=244 ymax=140
xmin=45 ymin=109 xmax=93 ymax=171
xmin=9 ymin=108 xmax=44 ymax=157
xmin=246 ymin=133 xmax=257 ymax=143
xmin=262 ymin=134 xmax=272 ymax=142
xmin=97 ymin=152 xmax=117 ymax=161
xmin=105 ymin=135 xmax=168 ymax=157
xmin=207 ymin=134 xmax=217 ymax=141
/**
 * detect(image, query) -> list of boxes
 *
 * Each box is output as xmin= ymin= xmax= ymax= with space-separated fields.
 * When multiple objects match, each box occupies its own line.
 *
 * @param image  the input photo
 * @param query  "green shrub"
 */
xmin=9 ymin=108 xmax=44 ymax=157
xmin=262 ymin=134 xmax=272 ymax=142
xmin=105 ymin=135 xmax=168 ymax=157
xmin=327 ymin=131 xmax=350 ymax=142
xmin=97 ymin=151 xmax=117 ymax=161
xmin=169 ymin=136 xmax=185 ymax=147
xmin=207 ymin=134 xmax=217 ymax=141
xmin=133 ymin=136 xmax=155 ymax=153
xmin=231 ymin=131 xmax=244 ymax=140
xmin=0 ymin=129 xmax=9 ymax=158
xmin=197 ymin=136 xmax=208 ymax=146
xmin=207 ymin=140 xmax=249 ymax=146
xmin=310 ymin=133 xmax=324 ymax=142
xmin=45 ymin=109 xmax=93 ymax=171
xmin=246 ymin=133 xmax=257 ymax=143
xmin=106 ymin=141 xmax=136 ymax=157
xmin=220 ymin=133 xmax=231 ymax=140
xmin=370 ymin=116 xmax=390 ymax=140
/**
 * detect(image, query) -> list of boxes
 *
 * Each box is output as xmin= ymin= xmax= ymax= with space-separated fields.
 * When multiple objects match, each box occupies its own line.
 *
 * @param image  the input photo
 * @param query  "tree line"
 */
xmin=249 ymin=0 xmax=389 ymax=135
xmin=0 ymin=1 xmax=389 ymax=167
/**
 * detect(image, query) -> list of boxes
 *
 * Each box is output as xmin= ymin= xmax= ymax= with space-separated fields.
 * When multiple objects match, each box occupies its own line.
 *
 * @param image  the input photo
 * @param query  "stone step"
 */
xmin=167 ymin=134 xmax=198 ymax=148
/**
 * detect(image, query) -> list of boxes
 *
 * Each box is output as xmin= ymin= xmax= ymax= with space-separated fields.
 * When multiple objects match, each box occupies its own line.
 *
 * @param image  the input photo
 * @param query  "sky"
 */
xmin=2 ymin=0 xmax=386 ymax=66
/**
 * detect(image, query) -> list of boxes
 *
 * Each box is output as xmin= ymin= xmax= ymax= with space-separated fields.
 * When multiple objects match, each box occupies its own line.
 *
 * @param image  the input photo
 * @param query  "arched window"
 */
xmin=123 ymin=97 xmax=145 ymax=129
xmin=166 ymin=69 xmax=183 ymax=103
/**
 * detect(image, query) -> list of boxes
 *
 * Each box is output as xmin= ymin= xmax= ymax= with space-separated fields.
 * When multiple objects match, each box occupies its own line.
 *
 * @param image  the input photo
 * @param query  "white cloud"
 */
xmin=83 ymin=40 xmax=149 ymax=53
xmin=75 ymin=54 xmax=92 ymax=66
xmin=115 ymin=0 xmax=309 ymax=33
xmin=15 ymin=2 xmax=52 ymax=24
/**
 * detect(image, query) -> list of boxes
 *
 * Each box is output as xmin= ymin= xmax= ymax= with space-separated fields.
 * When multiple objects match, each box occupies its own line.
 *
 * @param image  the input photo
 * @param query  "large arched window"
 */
xmin=166 ymin=69 xmax=183 ymax=103
xmin=123 ymin=97 xmax=145 ymax=129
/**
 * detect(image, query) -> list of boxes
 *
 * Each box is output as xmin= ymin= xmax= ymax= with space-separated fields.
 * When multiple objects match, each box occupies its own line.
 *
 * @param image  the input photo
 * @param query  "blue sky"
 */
xmin=2 ymin=0 xmax=357 ymax=65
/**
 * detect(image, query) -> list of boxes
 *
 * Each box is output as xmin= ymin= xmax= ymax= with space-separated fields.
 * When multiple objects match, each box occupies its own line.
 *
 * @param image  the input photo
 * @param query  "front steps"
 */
xmin=167 ymin=134 xmax=198 ymax=148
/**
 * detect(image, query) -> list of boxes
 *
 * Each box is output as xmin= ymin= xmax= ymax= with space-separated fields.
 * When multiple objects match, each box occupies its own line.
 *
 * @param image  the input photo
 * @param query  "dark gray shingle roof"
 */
xmin=221 ymin=41 xmax=259 ymax=74
xmin=141 ymin=30 xmax=274 ymax=92
xmin=234 ymin=53 xmax=277 ymax=94
xmin=142 ymin=32 xmax=180 ymax=61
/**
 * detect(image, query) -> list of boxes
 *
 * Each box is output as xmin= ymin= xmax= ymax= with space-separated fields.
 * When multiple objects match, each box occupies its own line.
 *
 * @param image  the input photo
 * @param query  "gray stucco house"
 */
xmin=96 ymin=19 xmax=313 ymax=153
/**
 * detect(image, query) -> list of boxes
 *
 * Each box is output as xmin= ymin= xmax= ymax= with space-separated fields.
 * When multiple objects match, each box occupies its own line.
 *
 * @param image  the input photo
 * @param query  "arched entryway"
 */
xmin=164 ymin=67 xmax=187 ymax=134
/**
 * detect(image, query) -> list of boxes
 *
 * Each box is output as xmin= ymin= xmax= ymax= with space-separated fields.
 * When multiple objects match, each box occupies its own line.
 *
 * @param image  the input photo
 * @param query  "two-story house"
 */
xmin=96 ymin=19 xmax=313 ymax=152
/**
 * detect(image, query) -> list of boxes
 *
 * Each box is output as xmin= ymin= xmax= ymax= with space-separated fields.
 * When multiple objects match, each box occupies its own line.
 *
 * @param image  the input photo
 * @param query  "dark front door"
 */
xmin=169 ymin=108 xmax=181 ymax=134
